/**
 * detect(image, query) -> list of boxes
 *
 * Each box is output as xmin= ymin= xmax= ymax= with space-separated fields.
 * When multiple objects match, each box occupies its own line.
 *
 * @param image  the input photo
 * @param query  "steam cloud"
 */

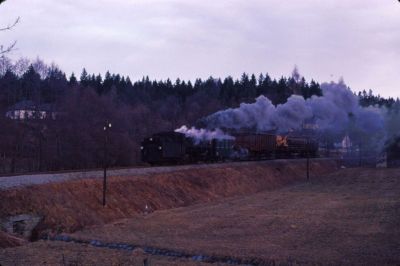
xmin=175 ymin=125 xmax=234 ymax=144
xmin=204 ymin=80 xmax=388 ymax=152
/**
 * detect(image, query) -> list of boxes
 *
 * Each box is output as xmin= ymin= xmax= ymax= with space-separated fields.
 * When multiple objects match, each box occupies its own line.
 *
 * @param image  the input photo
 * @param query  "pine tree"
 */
xmin=69 ymin=73 xmax=77 ymax=86
xmin=21 ymin=65 xmax=41 ymax=102
xmin=80 ymin=68 xmax=89 ymax=87
xmin=309 ymin=80 xmax=322 ymax=97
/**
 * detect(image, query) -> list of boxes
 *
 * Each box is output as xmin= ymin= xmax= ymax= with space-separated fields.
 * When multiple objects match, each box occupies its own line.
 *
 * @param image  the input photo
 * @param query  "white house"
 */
xmin=5 ymin=100 xmax=57 ymax=120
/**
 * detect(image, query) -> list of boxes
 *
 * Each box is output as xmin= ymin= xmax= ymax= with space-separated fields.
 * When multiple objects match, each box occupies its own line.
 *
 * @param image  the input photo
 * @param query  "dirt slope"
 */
xmin=0 ymin=159 xmax=336 ymax=240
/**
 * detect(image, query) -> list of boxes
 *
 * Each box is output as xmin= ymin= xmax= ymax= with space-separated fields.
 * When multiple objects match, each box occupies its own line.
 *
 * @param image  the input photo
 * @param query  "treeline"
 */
xmin=0 ymin=60 xmax=323 ymax=108
xmin=358 ymin=89 xmax=397 ymax=108
xmin=0 ymin=57 xmax=396 ymax=173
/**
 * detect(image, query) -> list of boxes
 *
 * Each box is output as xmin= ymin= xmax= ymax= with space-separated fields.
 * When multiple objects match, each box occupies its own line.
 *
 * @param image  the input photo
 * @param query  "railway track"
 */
xmin=0 ymin=158 xmax=336 ymax=190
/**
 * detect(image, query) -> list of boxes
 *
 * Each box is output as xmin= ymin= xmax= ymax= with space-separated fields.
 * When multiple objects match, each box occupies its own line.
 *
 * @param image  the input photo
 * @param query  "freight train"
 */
xmin=140 ymin=131 xmax=318 ymax=165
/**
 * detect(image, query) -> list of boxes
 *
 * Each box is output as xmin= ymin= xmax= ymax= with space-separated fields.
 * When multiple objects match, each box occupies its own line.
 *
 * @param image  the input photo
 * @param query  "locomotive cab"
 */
xmin=141 ymin=132 xmax=188 ymax=165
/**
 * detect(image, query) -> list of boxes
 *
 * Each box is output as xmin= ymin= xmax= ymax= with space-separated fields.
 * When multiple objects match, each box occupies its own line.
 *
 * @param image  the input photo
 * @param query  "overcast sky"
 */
xmin=1 ymin=0 xmax=399 ymax=97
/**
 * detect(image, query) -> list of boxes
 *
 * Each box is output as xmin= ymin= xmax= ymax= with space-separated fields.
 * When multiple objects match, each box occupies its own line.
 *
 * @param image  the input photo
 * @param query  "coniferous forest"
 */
xmin=0 ymin=57 xmax=398 ymax=173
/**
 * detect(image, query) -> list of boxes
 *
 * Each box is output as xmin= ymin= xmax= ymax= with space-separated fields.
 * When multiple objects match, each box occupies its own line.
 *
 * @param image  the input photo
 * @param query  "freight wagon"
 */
xmin=233 ymin=133 xmax=276 ymax=159
xmin=141 ymin=130 xmax=319 ymax=165
xmin=275 ymin=135 xmax=319 ymax=158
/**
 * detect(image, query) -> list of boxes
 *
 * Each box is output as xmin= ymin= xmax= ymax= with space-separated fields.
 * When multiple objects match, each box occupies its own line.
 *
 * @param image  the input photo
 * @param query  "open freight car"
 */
xmin=233 ymin=133 xmax=318 ymax=159
xmin=275 ymin=135 xmax=319 ymax=158
xmin=233 ymin=133 xmax=276 ymax=159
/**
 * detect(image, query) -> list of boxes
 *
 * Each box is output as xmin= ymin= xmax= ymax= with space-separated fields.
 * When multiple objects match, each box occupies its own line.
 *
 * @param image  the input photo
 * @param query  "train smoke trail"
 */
xmin=204 ymin=80 xmax=387 ymax=152
xmin=175 ymin=125 xmax=234 ymax=144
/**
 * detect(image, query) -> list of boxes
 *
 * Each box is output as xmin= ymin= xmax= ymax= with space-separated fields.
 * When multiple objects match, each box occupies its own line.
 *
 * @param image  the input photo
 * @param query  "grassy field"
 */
xmin=1 ymin=166 xmax=399 ymax=265
xmin=0 ymin=241 xmax=225 ymax=266
xmin=72 ymin=168 xmax=400 ymax=265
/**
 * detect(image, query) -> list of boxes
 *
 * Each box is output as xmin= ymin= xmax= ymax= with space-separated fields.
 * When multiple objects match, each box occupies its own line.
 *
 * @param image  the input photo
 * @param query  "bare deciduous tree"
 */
xmin=0 ymin=0 xmax=20 ymax=56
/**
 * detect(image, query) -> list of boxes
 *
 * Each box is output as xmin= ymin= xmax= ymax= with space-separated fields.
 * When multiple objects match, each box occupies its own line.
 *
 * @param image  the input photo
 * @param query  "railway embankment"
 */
xmin=0 ymin=163 xmax=233 ymax=190
xmin=0 ymin=159 xmax=337 ymax=245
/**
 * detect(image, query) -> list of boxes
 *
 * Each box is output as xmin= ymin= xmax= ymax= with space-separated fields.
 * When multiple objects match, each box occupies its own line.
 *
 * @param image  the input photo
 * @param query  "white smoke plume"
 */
xmin=175 ymin=125 xmax=234 ymax=144
xmin=204 ymin=80 xmax=388 ymax=152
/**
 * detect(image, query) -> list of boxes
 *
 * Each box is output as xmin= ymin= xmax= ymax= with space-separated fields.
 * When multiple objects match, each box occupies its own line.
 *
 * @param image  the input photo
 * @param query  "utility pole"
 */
xmin=306 ymin=152 xmax=310 ymax=181
xmin=102 ymin=121 xmax=112 ymax=206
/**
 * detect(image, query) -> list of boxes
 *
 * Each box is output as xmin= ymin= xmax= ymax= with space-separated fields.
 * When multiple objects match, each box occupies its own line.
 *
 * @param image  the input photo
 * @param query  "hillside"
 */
xmin=2 ymin=166 xmax=400 ymax=265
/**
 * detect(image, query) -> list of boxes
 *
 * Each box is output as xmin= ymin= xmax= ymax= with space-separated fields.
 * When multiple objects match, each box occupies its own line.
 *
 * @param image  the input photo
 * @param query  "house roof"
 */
xmin=8 ymin=100 xmax=55 ymax=112
xmin=9 ymin=100 xmax=36 ymax=110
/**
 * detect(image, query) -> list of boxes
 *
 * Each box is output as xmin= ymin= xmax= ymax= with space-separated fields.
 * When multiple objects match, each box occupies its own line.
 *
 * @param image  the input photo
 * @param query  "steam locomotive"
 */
xmin=140 ymin=131 xmax=318 ymax=165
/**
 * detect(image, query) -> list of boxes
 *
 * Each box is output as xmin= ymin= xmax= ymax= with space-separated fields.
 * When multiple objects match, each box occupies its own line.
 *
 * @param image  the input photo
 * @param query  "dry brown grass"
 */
xmin=0 ymin=231 xmax=27 ymax=248
xmin=3 ymin=164 xmax=399 ymax=265
xmin=0 ymin=160 xmax=336 ymax=239
xmin=0 ymin=241 xmax=225 ymax=266
xmin=69 ymin=167 xmax=400 ymax=265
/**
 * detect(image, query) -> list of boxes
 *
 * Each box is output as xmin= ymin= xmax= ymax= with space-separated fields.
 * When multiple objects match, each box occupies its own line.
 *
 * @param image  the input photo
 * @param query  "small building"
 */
xmin=5 ymin=100 xmax=57 ymax=120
